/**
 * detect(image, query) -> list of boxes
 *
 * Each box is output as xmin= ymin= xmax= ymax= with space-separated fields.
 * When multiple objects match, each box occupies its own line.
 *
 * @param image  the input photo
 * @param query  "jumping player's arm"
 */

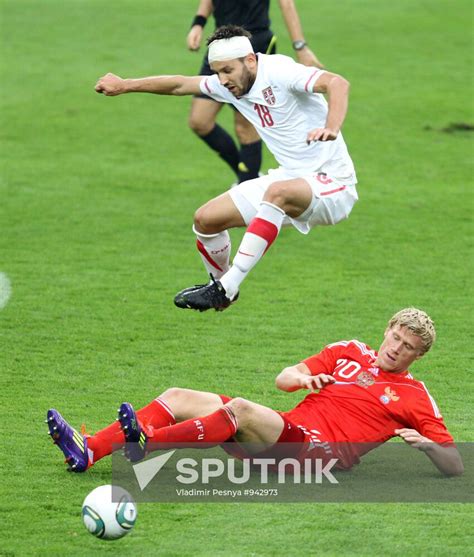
xmin=276 ymin=363 xmax=335 ymax=393
xmin=307 ymin=71 xmax=350 ymax=143
xmin=278 ymin=0 xmax=324 ymax=68
xmin=95 ymin=73 xmax=203 ymax=97
xmin=187 ymin=0 xmax=213 ymax=51
xmin=395 ymin=428 xmax=464 ymax=477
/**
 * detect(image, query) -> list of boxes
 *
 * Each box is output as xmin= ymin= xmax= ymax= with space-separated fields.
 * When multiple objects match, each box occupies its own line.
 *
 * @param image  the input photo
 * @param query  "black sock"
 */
xmin=199 ymin=125 xmax=240 ymax=177
xmin=238 ymin=140 xmax=262 ymax=182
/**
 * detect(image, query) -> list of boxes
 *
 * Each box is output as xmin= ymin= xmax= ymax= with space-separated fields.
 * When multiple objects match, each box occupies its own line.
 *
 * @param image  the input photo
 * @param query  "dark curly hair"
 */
xmin=206 ymin=25 xmax=252 ymax=46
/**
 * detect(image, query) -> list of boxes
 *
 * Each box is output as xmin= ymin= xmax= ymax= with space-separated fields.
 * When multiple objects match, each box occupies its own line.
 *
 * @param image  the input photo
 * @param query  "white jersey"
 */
xmin=200 ymin=53 xmax=356 ymax=181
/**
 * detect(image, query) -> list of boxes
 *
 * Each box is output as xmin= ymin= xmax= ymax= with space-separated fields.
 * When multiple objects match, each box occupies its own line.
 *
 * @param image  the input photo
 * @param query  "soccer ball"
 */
xmin=81 ymin=485 xmax=137 ymax=540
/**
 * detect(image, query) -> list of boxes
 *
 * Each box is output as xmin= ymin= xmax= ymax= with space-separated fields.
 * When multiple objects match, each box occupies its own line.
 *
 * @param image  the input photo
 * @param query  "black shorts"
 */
xmin=194 ymin=29 xmax=276 ymax=101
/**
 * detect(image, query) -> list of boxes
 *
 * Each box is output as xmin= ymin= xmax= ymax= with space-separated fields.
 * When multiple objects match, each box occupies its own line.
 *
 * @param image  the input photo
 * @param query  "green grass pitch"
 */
xmin=1 ymin=0 xmax=473 ymax=555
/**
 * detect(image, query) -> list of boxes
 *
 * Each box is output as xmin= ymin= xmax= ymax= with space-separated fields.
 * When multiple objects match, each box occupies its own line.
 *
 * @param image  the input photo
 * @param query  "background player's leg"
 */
xmin=231 ymin=29 xmax=274 ymax=182
xmin=234 ymin=111 xmax=262 ymax=182
xmin=188 ymin=97 xmax=241 ymax=179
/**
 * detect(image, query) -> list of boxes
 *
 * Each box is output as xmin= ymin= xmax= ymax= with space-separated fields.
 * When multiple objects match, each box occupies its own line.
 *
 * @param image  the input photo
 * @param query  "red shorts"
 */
xmin=220 ymin=411 xmax=334 ymax=465
xmin=219 ymin=395 xmax=356 ymax=470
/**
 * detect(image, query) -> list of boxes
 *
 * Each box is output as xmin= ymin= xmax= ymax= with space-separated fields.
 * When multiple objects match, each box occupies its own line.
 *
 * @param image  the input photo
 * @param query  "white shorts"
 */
xmin=229 ymin=167 xmax=358 ymax=234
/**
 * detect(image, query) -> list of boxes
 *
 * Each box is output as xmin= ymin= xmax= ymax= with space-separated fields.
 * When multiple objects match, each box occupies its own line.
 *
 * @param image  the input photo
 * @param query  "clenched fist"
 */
xmin=95 ymin=73 xmax=127 ymax=96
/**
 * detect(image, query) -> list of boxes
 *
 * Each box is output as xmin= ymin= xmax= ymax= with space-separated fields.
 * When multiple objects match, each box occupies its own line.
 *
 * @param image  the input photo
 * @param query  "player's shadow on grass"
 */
xmin=424 ymin=122 xmax=474 ymax=133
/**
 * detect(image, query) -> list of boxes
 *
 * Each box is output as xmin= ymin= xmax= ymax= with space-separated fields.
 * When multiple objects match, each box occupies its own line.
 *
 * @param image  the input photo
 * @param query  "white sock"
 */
xmin=221 ymin=202 xmax=285 ymax=298
xmin=194 ymin=226 xmax=231 ymax=280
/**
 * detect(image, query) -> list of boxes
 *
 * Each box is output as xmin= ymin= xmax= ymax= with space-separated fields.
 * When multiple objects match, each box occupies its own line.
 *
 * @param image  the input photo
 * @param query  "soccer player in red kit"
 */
xmin=47 ymin=308 xmax=463 ymax=476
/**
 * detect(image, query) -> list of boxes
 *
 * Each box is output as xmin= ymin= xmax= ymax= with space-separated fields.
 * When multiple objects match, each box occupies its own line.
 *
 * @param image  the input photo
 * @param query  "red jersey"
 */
xmin=282 ymin=340 xmax=453 ymax=461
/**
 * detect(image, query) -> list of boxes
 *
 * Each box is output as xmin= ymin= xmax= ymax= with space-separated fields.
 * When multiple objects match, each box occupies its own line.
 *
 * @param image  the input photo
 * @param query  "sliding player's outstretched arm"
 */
xmin=395 ymin=428 xmax=464 ymax=476
xmin=95 ymin=73 xmax=203 ymax=96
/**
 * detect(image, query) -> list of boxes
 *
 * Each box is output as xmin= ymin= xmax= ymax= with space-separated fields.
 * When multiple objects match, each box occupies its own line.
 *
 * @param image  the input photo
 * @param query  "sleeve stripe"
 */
xmin=326 ymin=339 xmax=377 ymax=360
xmin=304 ymin=69 xmax=326 ymax=92
xmin=203 ymin=78 xmax=212 ymax=94
xmin=304 ymin=70 xmax=318 ymax=92
xmin=351 ymin=339 xmax=377 ymax=360
xmin=419 ymin=381 xmax=442 ymax=418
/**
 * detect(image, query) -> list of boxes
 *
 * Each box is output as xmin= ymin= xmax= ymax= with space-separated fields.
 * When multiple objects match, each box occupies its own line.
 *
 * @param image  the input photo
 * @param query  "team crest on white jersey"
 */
xmin=262 ymin=86 xmax=276 ymax=105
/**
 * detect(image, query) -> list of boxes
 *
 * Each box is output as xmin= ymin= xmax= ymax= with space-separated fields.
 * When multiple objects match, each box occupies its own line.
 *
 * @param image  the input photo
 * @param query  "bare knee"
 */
xmin=194 ymin=193 xmax=244 ymax=235
xmin=160 ymin=387 xmax=188 ymax=405
xmin=188 ymin=112 xmax=214 ymax=136
xmin=194 ymin=202 xmax=233 ymax=235
xmin=226 ymin=397 xmax=254 ymax=425
xmin=263 ymin=181 xmax=312 ymax=217
xmin=159 ymin=388 xmax=225 ymax=422
xmin=264 ymin=182 xmax=291 ymax=209
xmin=194 ymin=205 xmax=218 ymax=234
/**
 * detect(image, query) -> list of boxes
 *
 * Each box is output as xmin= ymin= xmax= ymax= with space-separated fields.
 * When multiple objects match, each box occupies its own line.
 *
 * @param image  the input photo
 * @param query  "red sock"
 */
xmin=87 ymin=421 xmax=124 ymax=462
xmin=87 ymin=397 xmax=176 ymax=463
xmin=137 ymin=397 xmax=176 ymax=430
xmin=149 ymin=406 xmax=238 ymax=447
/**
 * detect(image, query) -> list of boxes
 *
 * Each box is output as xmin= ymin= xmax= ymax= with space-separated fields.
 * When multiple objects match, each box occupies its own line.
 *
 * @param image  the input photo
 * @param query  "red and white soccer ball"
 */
xmin=82 ymin=485 xmax=137 ymax=540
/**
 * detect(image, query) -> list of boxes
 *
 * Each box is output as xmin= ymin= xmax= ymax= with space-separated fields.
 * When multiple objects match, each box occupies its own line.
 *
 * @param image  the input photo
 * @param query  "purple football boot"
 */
xmin=46 ymin=409 xmax=90 ymax=472
xmin=117 ymin=402 xmax=147 ymax=463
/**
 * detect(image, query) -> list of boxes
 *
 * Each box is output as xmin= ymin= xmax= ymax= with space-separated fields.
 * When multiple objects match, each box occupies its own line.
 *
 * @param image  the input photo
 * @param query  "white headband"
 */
xmin=208 ymin=36 xmax=254 ymax=63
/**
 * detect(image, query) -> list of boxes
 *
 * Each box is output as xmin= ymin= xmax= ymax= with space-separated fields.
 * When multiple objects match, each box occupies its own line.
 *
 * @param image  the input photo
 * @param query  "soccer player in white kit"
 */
xmin=95 ymin=25 xmax=358 ymax=312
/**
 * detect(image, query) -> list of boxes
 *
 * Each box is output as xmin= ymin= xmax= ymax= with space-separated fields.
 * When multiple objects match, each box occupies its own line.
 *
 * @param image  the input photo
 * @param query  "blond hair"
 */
xmin=388 ymin=308 xmax=436 ymax=354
